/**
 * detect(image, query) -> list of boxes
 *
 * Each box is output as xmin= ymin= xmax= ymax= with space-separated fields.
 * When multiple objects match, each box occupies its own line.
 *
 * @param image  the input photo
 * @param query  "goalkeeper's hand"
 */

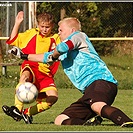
xmin=8 ymin=46 xmax=28 ymax=60
xmin=43 ymin=51 xmax=59 ymax=65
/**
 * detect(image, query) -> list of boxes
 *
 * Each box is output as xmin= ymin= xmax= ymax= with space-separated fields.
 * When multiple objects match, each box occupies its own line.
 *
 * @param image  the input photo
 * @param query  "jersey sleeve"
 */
xmin=56 ymin=31 xmax=82 ymax=54
xmin=6 ymin=28 xmax=38 ymax=49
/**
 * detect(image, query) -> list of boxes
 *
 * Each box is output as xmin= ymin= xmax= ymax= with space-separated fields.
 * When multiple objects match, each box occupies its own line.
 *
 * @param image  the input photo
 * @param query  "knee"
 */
xmin=19 ymin=70 xmax=31 ymax=82
xmin=91 ymin=102 xmax=107 ymax=116
xmin=54 ymin=114 xmax=69 ymax=125
xmin=46 ymin=96 xmax=58 ymax=106
xmin=19 ymin=74 xmax=30 ymax=82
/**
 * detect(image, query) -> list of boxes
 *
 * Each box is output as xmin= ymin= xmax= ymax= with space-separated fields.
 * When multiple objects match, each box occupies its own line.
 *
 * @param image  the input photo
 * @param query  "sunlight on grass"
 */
xmin=0 ymin=55 xmax=133 ymax=131
xmin=0 ymin=89 xmax=133 ymax=131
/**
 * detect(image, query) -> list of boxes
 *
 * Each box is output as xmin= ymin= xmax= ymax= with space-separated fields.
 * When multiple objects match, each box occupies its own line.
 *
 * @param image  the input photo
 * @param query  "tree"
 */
xmin=36 ymin=2 xmax=133 ymax=55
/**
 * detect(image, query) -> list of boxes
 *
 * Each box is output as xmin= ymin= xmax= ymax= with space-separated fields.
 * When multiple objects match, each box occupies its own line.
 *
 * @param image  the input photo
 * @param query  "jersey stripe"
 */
xmin=65 ymin=40 xmax=74 ymax=50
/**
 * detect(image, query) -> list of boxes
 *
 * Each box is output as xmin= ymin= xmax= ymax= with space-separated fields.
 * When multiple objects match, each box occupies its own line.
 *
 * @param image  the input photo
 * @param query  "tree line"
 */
xmin=36 ymin=2 xmax=133 ymax=55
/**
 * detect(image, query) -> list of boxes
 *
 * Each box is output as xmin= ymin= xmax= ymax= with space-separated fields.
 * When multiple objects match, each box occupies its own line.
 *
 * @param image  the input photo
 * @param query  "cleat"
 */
xmin=22 ymin=110 xmax=33 ymax=124
xmin=83 ymin=115 xmax=103 ymax=126
xmin=121 ymin=122 xmax=133 ymax=128
xmin=2 ymin=105 xmax=22 ymax=121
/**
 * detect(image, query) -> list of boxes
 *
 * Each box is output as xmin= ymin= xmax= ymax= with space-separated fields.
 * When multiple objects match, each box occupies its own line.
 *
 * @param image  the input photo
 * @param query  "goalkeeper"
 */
xmin=11 ymin=17 xmax=133 ymax=127
xmin=2 ymin=11 xmax=60 ymax=124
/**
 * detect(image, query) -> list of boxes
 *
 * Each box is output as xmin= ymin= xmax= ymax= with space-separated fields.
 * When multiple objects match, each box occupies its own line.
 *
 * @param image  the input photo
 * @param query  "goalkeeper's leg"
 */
xmin=101 ymin=104 xmax=133 ymax=127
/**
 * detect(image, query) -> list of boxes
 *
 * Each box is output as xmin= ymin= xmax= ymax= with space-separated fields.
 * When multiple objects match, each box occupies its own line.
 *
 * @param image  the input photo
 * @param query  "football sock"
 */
xmin=46 ymin=96 xmax=58 ymax=105
xmin=14 ymin=83 xmax=24 ymax=112
xmin=27 ymin=96 xmax=57 ymax=115
xmin=14 ymin=94 xmax=23 ymax=112
xmin=62 ymin=118 xmax=86 ymax=125
xmin=27 ymin=102 xmax=51 ymax=116
xmin=101 ymin=105 xmax=133 ymax=125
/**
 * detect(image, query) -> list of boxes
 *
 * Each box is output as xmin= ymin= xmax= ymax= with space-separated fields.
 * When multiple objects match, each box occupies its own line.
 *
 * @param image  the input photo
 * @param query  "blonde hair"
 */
xmin=58 ymin=17 xmax=81 ymax=31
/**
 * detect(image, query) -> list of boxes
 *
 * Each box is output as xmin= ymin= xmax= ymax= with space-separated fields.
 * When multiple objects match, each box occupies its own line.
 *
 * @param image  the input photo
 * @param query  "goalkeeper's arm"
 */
xmin=27 ymin=50 xmax=59 ymax=64
xmin=26 ymin=41 xmax=68 ymax=63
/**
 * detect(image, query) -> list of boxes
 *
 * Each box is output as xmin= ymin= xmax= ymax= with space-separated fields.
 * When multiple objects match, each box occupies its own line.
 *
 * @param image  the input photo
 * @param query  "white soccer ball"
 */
xmin=16 ymin=82 xmax=38 ymax=104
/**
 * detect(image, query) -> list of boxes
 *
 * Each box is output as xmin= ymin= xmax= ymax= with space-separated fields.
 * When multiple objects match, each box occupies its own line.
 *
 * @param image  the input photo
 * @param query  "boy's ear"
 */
xmin=72 ymin=27 xmax=77 ymax=32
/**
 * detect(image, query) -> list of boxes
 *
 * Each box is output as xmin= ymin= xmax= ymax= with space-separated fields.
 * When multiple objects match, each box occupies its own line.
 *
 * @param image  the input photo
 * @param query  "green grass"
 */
xmin=0 ymin=88 xmax=133 ymax=131
xmin=0 ymin=55 xmax=133 ymax=90
xmin=101 ymin=55 xmax=133 ymax=90
xmin=0 ymin=55 xmax=133 ymax=131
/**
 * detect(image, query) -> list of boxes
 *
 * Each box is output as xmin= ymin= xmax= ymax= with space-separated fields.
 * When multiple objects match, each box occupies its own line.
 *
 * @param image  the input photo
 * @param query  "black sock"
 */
xmin=101 ymin=105 xmax=132 ymax=125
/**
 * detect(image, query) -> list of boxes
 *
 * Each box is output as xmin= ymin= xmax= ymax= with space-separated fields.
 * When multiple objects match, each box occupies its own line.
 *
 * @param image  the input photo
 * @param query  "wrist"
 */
xmin=21 ymin=54 xmax=28 ymax=60
xmin=52 ymin=55 xmax=58 ymax=61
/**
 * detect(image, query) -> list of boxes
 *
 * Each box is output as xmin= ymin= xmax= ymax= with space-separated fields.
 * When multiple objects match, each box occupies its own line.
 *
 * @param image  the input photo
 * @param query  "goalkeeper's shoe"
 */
xmin=22 ymin=109 xmax=33 ymax=124
xmin=83 ymin=115 xmax=103 ymax=126
xmin=2 ymin=105 xmax=22 ymax=121
xmin=121 ymin=122 xmax=133 ymax=127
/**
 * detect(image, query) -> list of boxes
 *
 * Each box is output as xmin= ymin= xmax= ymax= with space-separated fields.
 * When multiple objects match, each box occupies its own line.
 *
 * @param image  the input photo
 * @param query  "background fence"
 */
xmin=0 ymin=2 xmax=133 ymax=89
xmin=0 ymin=2 xmax=133 ymax=60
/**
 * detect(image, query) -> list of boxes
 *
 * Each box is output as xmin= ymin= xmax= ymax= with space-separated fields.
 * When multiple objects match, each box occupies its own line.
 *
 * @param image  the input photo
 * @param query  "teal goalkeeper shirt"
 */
xmin=57 ymin=31 xmax=118 ymax=93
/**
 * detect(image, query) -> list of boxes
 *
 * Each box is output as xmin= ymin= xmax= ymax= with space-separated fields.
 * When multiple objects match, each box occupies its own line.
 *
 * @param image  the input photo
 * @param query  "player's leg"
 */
xmin=54 ymin=96 xmax=101 ymax=125
xmin=22 ymin=71 xmax=58 ymax=124
xmin=23 ymin=87 xmax=58 ymax=116
xmin=15 ymin=69 xmax=32 ymax=111
xmin=22 ymin=86 xmax=58 ymax=124
xmin=100 ymin=104 xmax=133 ymax=127
xmin=89 ymin=80 xmax=133 ymax=127
xmin=2 ymin=68 xmax=32 ymax=122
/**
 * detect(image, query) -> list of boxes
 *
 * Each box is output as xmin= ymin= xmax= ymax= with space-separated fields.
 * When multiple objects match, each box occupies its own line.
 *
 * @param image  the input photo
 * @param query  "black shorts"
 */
xmin=61 ymin=80 xmax=117 ymax=120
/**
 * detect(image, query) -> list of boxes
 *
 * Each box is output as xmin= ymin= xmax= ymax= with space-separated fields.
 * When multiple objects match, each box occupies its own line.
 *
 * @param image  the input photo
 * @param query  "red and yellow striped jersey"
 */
xmin=6 ymin=28 xmax=60 ymax=77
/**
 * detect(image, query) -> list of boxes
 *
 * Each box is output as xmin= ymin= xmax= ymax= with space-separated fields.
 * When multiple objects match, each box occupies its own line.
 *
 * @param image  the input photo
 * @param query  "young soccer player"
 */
xmin=2 ymin=11 xmax=60 ymax=124
xmin=11 ymin=17 xmax=133 ymax=127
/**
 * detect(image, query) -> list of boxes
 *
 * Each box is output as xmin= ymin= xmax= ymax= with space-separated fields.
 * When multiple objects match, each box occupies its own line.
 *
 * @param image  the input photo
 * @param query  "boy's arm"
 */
xmin=28 ymin=54 xmax=44 ymax=63
xmin=9 ymin=11 xmax=24 ymax=40
xmin=8 ymin=44 xmax=61 ymax=65
xmin=8 ymin=46 xmax=59 ymax=64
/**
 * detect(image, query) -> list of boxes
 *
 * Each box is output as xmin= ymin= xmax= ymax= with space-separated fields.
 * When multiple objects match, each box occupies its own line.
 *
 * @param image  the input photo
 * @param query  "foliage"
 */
xmin=0 ymin=2 xmax=132 ymax=56
xmin=35 ymin=2 xmax=132 ymax=55
xmin=97 ymin=2 xmax=132 ymax=37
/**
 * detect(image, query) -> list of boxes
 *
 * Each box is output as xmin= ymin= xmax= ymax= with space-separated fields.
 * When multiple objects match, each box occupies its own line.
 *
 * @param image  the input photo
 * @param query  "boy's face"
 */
xmin=58 ymin=22 xmax=73 ymax=41
xmin=38 ymin=21 xmax=53 ymax=37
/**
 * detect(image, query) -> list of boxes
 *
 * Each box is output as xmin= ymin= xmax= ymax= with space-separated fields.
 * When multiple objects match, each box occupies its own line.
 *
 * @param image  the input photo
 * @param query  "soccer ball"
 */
xmin=16 ymin=82 xmax=38 ymax=104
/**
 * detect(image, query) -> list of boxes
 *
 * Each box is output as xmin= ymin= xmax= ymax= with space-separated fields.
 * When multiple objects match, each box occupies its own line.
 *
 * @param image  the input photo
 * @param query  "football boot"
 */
xmin=22 ymin=109 xmax=33 ymax=124
xmin=121 ymin=121 xmax=133 ymax=127
xmin=2 ymin=105 xmax=22 ymax=121
xmin=83 ymin=115 xmax=103 ymax=126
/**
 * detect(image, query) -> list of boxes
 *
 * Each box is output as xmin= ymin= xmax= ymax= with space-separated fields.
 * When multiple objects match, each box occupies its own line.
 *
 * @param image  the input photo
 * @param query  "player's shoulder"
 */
xmin=25 ymin=28 xmax=39 ymax=33
xmin=51 ymin=33 xmax=59 ymax=38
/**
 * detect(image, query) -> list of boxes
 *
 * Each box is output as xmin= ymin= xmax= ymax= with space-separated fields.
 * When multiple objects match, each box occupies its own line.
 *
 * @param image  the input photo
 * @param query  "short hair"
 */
xmin=36 ymin=12 xmax=54 ymax=24
xmin=58 ymin=17 xmax=81 ymax=31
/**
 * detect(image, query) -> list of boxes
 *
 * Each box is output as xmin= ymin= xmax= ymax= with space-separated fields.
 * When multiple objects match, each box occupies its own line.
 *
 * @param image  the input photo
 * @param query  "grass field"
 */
xmin=0 ymin=88 xmax=133 ymax=132
xmin=0 ymin=55 xmax=133 ymax=132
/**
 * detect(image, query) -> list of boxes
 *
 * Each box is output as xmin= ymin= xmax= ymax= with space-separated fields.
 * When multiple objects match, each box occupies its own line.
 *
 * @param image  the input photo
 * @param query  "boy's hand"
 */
xmin=15 ymin=11 xmax=24 ymax=24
